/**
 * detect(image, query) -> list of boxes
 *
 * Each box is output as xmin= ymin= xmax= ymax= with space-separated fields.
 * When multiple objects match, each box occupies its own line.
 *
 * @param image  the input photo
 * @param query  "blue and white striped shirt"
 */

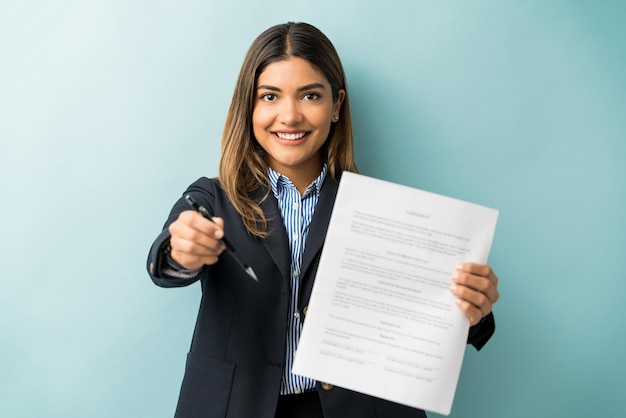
xmin=268 ymin=164 xmax=327 ymax=395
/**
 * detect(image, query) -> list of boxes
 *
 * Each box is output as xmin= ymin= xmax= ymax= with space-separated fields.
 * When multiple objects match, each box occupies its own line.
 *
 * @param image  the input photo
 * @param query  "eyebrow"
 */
xmin=256 ymin=83 xmax=327 ymax=92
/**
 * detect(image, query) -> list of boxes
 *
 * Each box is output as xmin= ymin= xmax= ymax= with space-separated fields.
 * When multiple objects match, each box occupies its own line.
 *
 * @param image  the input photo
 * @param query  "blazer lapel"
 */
xmin=258 ymin=190 xmax=291 ymax=283
xmin=301 ymin=176 xmax=339 ymax=279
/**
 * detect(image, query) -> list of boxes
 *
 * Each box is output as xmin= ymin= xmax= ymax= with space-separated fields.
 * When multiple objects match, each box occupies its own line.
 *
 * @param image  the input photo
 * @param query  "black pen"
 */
xmin=184 ymin=194 xmax=258 ymax=282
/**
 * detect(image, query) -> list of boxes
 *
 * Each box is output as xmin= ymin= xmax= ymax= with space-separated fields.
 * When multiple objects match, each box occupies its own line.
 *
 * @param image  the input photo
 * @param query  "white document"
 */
xmin=292 ymin=172 xmax=498 ymax=415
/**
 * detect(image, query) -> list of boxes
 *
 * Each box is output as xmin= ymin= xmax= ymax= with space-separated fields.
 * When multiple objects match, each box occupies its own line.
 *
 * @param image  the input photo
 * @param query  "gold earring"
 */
xmin=333 ymin=115 xmax=339 ymax=122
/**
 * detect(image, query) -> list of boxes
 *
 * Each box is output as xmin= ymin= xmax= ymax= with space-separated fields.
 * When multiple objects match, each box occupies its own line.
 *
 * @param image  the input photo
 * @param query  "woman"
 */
xmin=147 ymin=21 xmax=499 ymax=418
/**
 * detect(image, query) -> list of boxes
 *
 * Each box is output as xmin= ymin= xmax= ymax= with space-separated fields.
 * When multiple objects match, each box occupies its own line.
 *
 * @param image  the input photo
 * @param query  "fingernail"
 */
xmin=455 ymin=263 xmax=464 ymax=271
xmin=451 ymin=272 xmax=459 ymax=281
xmin=449 ymin=284 xmax=457 ymax=292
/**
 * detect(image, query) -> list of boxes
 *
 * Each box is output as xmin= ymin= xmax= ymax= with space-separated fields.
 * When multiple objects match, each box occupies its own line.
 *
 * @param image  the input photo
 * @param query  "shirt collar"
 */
xmin=268 ymin=162 xmax=328 ymax=199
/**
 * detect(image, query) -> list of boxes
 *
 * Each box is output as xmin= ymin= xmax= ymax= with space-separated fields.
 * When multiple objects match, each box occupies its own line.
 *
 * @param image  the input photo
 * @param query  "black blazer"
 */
xmin=147 ymin=176 xmax=495 ymax=418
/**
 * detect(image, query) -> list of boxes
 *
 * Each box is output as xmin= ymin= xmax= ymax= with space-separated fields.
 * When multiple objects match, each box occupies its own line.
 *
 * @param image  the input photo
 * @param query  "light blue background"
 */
xmin=1 ymin=1 xmax=624 ymax=417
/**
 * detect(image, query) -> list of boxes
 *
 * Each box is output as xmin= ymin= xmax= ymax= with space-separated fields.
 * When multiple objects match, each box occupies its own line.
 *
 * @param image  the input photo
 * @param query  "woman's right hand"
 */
xmin=167 ymin=210 xmax=227 ymax=270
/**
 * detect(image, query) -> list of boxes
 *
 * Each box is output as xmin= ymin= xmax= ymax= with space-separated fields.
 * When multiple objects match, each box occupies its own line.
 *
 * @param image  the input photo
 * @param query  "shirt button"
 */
xmin=293 ymin=202 xmax=299 ymax=209
xmin=320 ymin=382 xmax=334 ymax=391
xmin=294 ymin=312 xmax=300 ymax=319
xmin=292 ymin=233 xmax=298 ymax=240
xmin=294 ymin=388 xmax=302 ymax=394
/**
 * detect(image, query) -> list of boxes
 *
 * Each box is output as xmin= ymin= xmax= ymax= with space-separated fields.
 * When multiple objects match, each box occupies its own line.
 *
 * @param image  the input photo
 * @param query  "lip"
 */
xmin=273 ymin=131 xmax=310 ymax=141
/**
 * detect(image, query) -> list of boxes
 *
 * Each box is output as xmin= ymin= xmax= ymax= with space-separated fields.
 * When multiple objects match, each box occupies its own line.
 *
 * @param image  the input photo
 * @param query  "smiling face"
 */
xmin=252 ymin=57 xmax=345 ymax=191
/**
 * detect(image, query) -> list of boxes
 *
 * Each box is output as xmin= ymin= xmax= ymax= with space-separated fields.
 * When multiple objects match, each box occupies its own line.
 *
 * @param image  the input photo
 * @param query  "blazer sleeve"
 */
xmin=146 ymin=177 xmax=217 ymax=288
xmin=467 ymin=312 xmax=495 ymax=350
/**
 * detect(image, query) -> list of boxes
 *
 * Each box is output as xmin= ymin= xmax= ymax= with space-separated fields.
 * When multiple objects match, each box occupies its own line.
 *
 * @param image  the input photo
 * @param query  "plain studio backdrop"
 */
xmin=1 ymin=1 xmax=624 ymax=417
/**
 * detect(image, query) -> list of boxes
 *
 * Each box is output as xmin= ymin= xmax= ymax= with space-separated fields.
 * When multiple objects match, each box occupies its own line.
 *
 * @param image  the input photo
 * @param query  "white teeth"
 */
xmin=276 ymin=132 xmax=306 ymax=140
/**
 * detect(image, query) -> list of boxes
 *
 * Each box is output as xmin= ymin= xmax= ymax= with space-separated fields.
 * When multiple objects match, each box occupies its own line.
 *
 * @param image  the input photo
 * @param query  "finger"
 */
xmin=451 ymin=276 xmax=500 ymax=307
xmin=453 ymin=265 xmax=500 ymax=304
xmin=450 ymin=282 xmax=492 ymax=316
xmin=170 ymin=248 xmax=220 ymax=270
xmin=169 ymin=232 xmax=225 ymax=257
xmin=168 ymin=212 xmax=226 ymax=268
xmin=457 ymin=263 xmax=498 ymax=287
xmin=170 ymin=212 xmax=225 ymax=251
xmin=455 ymin=298 xmax=486 ymax=326
xmin=177 ymin=211 xmax=225 ymax=240
xmin=169 ymin=232 xmax=225 ymax=270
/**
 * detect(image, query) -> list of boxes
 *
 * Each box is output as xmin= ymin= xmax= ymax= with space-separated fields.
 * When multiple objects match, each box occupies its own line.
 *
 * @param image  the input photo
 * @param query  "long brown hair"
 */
xmin=219 ymin=22 xmax=357 ymax=238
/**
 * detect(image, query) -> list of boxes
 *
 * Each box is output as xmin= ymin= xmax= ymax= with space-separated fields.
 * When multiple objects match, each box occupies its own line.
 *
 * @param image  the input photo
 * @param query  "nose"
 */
xmin=278 ymin=98 xmax=303 ymax=125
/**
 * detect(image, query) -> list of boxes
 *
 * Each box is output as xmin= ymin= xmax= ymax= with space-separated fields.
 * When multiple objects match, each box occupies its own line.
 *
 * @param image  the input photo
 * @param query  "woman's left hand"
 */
xmin=450 ymin=263 xmax=500 ymax=326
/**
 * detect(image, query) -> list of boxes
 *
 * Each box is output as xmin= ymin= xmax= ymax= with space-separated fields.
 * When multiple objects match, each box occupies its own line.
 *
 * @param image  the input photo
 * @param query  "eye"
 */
xmin=260 ymin=93 xmax=277 ymax=101
xmin=303 ymin=92 xmax=321 ymax=101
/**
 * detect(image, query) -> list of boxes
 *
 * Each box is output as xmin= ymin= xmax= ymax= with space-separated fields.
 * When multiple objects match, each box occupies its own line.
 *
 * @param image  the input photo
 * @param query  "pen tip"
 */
xmin=246 ymin=267 xmax=259 ymax=282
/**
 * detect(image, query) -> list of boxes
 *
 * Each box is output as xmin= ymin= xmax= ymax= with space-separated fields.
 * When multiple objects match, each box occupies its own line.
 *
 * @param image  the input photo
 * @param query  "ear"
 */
xmin=333 ymin=89 xmax=346 ymax=118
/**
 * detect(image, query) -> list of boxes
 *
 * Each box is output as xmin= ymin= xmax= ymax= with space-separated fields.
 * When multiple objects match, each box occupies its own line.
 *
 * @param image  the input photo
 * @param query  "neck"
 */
xmin=270 ymin=157 xmax=323 ymax=194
